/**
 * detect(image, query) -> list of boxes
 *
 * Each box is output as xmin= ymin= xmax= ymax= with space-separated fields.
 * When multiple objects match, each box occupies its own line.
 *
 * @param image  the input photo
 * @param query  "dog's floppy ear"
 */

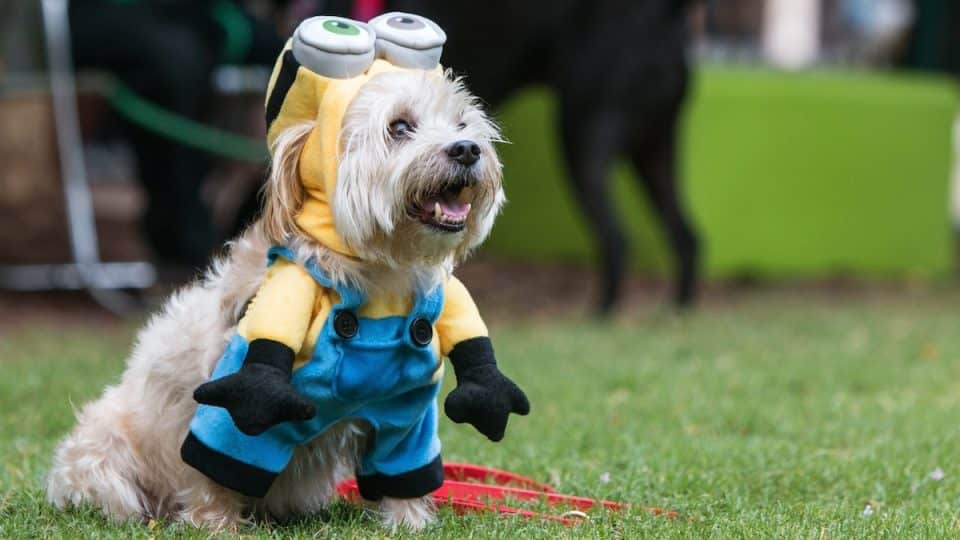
xmin=261 ymin=122 xmax=314 ymax=243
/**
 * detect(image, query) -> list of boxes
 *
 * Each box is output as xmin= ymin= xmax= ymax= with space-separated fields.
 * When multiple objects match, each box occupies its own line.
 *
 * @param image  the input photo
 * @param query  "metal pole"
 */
xmin=33 ymin=0 xmax=155 ymax=313
xmin=40 ymin=0 xmax=101 ymax=273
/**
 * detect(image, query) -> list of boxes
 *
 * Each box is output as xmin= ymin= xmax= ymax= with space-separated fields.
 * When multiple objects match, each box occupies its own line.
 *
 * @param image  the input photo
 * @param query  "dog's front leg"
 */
xmin=375 ymin=496 xmax=436 ymax=530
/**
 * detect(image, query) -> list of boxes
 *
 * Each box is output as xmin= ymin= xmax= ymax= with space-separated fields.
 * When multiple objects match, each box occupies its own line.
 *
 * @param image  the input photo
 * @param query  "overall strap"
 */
xmin=402 ymin=279 xmax=445 ymax=349
xmin=411 ymin=279 xmax=445 ymax=323
xmin=266 ymin=245 xmax=366 ymax=308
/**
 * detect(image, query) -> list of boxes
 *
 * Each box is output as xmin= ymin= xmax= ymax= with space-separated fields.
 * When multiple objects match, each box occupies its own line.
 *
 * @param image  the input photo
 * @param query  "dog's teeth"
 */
xmin=434 ymin=202 xmax=441 ymax=220
xmin=465 ymin=203 xmax=472 ymax=215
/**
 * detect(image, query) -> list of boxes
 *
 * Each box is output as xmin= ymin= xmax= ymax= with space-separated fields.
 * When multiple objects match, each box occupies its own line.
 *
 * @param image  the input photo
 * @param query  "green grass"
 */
xmin=3 ymin=288 xmax=960 ymax=538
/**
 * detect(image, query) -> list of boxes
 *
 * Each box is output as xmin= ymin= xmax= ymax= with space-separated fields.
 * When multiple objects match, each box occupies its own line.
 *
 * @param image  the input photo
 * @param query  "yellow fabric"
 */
xmin=239 ymin=269 xmax=488 ymax=373
xmin=436 ymin=276 xmax=489 ymax=356
xmin=237 ymin=259 xmax=318 ymax=351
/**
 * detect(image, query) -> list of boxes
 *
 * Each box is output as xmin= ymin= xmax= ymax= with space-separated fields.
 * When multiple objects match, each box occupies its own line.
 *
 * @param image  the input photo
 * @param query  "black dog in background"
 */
xmin=389 ymin=0 xmax=702 ymax=312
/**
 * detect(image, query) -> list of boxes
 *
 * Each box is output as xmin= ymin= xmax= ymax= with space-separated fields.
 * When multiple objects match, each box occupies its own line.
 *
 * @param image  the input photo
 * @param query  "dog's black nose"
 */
xmin=447 ymin=140 xmax=481 ymax=166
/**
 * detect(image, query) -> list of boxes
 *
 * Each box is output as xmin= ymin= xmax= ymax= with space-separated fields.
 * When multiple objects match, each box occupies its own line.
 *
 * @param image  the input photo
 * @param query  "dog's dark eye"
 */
xmin=457 ymin=122 xmax=467 ymax=131
xmin=389 ymin=119 xmax=414 ymax=140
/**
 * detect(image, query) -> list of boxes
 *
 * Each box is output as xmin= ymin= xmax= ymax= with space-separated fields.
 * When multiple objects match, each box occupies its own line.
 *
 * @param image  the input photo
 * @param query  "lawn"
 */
xmin=2 ymin=286 xmax=960 ymax=538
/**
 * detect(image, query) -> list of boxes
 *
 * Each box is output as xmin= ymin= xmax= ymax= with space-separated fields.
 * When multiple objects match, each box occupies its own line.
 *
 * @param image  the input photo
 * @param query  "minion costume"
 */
xmin=180 ymin=13 xmax=530 ymax=501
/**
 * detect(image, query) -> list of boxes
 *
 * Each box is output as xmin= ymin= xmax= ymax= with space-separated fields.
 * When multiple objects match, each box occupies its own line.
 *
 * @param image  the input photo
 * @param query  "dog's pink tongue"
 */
xmin=439 ymin=197 xmax=470 ymax=217
xmin=423 ymin=196 xmax=470 ymax=218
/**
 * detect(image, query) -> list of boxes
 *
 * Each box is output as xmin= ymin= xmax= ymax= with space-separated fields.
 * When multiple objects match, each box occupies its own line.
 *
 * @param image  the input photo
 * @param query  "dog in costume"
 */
xmin=47 ymin=12 xmax=528 ymax=530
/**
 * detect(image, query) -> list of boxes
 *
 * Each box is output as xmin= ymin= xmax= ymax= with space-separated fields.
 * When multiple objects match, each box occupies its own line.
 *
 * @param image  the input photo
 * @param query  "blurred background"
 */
xmin=0 ymin=0 xmax=957 ymax=316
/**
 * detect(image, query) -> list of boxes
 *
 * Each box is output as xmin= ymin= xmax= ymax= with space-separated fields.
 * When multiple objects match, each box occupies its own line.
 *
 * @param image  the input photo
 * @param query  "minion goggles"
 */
xmin=290 ymin=12 xmax=446 ymax=79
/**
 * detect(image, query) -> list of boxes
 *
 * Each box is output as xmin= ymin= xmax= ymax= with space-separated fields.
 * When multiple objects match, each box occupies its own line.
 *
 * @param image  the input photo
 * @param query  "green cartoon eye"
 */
xmin=292 ymin=17 xmax=375 ymax=79
xmin=323 ymin=19 xmax=361 ymax=36
xmin=369 ymin=12 xmax=446 ymax=69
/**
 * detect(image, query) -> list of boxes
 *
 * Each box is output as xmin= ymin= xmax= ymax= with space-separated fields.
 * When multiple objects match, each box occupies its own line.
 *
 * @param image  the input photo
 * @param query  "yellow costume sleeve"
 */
xmin=436 ymin=275 xmax=488 ymax=357
xmin=238 ymin=259 xmax=319 ymax=354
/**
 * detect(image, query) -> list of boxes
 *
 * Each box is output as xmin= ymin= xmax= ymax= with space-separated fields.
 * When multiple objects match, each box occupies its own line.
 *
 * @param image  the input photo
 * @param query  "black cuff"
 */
xmin=356 ymin=455 xmax=444 ymax=501
xmin=448 ymin=336 xmax=496 ymax=376
xmin=180 ymin=432 xmax=278 ymax=498
xmin=246 ymin=339 xmax=295 ymax=373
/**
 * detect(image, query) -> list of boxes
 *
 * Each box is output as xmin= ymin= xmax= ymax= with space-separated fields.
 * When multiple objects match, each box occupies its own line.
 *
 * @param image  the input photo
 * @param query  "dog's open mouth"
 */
xmin=412 ymin=179 xmax=473 ymax=233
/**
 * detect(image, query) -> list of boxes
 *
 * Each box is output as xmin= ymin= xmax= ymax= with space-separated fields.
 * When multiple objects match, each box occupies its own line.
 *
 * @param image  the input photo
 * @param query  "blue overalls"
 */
xmin=181 ymin=246 xmax=445 ymax=499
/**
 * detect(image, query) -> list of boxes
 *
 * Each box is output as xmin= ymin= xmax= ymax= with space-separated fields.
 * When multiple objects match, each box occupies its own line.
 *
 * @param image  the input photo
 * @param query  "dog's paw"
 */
xmin=375 ymin=496 xmax=436 ymax=531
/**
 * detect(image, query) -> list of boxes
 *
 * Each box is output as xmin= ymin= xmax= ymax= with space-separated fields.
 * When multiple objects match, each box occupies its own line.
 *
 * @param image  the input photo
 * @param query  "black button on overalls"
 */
xmin=409 ymin=318 xmax=433 ymax=346
xmin=333 ymin=311 xmax=359 ymax=339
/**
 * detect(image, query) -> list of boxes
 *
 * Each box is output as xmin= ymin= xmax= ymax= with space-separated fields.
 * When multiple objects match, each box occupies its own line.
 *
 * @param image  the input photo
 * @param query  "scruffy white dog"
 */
xmin=47 ymin=13 xmax=529 ymax=531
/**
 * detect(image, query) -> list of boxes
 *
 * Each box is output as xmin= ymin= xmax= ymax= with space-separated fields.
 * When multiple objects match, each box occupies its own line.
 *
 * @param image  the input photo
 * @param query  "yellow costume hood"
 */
xmin=264 ymin=14 xmax=446 ymax=257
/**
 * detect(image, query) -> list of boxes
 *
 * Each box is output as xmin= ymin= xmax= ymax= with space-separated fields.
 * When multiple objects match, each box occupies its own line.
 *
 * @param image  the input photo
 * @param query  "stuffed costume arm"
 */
xmin=438 ymin=276 xmax=530 ymax=442
xmin=193 ymin=259 xmax=319 ymax=435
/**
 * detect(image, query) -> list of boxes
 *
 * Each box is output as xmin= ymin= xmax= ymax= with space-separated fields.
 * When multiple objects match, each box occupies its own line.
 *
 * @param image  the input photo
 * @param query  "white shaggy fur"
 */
xmin=46 ymin=69 xmax=504 ymax=531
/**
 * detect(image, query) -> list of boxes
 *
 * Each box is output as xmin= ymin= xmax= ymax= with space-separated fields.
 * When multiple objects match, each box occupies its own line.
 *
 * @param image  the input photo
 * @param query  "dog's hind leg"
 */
xmin=630 ymin=121 xmax=700 ymax=308
xmin=559 ymin=105 xmax=628 ymax=315
xmin=174 ymin=471 xmax=250 ymax=531
xmin=46 ymin=387 xmax=150 ymax=521
xmin=259 ymin=421 xmax=369 ymax=521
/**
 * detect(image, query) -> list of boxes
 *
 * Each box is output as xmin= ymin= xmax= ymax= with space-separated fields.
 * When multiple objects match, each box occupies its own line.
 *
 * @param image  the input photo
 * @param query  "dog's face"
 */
xmin=333 ymin=70 xmax=504 ymax=267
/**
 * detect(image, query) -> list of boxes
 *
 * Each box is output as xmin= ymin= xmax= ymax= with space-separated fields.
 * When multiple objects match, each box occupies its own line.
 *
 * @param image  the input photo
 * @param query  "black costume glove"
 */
xmin=193 ymin=339 xmax=316 ymax=436
xmin=444 ymin=337 xmax=530 ymax=442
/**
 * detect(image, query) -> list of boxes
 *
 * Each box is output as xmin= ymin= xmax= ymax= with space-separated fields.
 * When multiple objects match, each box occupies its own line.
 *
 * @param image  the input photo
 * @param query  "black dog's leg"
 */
xmin=630 ymin=124 xmax=700 ymax=308
xmin=559 ymin=107 xmax=627 ymax=315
